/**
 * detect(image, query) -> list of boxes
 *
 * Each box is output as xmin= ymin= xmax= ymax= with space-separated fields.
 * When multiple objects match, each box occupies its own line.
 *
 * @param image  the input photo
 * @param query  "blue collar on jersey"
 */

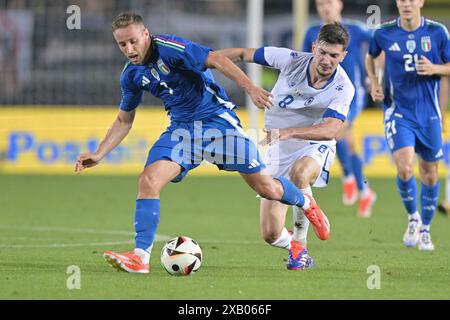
xmin=306 ymin=56 xmax=337 ymax=90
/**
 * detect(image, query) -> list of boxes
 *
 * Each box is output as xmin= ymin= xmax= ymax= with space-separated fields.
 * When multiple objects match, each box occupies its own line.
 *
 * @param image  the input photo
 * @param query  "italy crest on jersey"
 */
xmin=421 ymin=36 xmax=431 ymax=52
xmin=157 ymin=59 xmax=171 ymax=75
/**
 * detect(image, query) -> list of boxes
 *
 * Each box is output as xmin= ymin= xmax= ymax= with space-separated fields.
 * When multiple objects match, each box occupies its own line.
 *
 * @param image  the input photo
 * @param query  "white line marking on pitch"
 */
xmin=0 ymin=241 xmax=134 ymax=249
xmin=0 ymin=225 xmax=266 ymax=247
xmin=0 ymin=225 xmax=171 ymax=249
xmin=0 ymin=225 xmax=133 ymax=236
xmin=199 ymin=239 xmax=262 ymax=245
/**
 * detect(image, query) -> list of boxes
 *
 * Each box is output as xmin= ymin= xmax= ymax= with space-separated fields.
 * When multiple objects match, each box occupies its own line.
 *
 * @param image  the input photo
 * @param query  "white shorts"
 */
xmin=263 ymin=139 xmax=336 ymax=188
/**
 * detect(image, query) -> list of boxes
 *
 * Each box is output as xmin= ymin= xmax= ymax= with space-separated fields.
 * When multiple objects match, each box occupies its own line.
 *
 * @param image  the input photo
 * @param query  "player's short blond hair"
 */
xmin=111 ymin=12 xmax=144 ymax=32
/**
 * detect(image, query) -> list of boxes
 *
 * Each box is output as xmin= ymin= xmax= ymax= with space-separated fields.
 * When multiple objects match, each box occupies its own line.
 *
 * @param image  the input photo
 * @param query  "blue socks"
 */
xmin=337 ymin=140 xmax=367 ymax=192
xmin=420 ymin=182 xmax=439 ymax=226
xmin=276 ymin=176 xmax=305 ymax=207
xmin=396 ymin=176 xmax=418 ymax=215
xmin=351 ymin=154 xmax=366 ymax=192
xmin=134 ymin=199 xmax=160 ymax=252
xmin=396 ymin=177 xmax=439 ymax=226
xmin=336 ymin=140 xmax=352 ymax=177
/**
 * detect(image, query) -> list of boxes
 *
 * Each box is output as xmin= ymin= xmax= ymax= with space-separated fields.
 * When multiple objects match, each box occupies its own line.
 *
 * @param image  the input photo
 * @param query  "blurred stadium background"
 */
xmin=0 ymin=0 xmax=450 ymax=175
xmin=0 ymin=0 xmax=449 ymax=176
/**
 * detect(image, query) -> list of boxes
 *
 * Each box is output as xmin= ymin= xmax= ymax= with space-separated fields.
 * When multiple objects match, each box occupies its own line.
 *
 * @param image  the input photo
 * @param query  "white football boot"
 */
xmin=418 ymin=229 xmax=435 ymax=251
xmin=403 ymin=216 xmax=421 ymax=247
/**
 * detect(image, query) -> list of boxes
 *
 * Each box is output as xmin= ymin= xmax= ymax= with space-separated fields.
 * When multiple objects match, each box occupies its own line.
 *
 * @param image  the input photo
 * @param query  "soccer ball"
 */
xmin=160 ymin=236 xmax=202 ymax=276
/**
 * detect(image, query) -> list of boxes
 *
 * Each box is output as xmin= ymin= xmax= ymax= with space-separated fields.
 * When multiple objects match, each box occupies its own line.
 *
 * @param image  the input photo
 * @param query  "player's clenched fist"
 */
xmin=75 ymin=152 xmax=102 ymax=173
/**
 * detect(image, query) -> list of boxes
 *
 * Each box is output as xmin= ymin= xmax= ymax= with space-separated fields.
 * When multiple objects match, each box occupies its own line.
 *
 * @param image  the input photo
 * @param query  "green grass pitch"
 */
xmin=1 ymin=173 xmax=449 ymax=299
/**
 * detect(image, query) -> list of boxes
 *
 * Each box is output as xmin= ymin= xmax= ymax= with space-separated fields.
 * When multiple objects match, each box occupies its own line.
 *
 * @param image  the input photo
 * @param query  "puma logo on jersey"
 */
xmin=435 ymin=149 xmax=443 ymax=158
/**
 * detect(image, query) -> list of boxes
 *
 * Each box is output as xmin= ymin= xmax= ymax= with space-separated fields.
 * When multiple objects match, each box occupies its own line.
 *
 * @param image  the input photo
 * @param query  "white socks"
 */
xmin=270 ymin=227 xmax=292 ymax=250
xmin=269 ymin=186 xmax=313 ymax=250
xmin=301 ymin=194 xmax=311 ymax=210
xmin=135 ymin=247 xmax=151 ymax=264
xmin=408 ymin=211 xmax=420 ymax=222
xmin=360 ymin=185 xmax=370 ymax=197
xmin=293 ymin=186 xmax=312 ymax=246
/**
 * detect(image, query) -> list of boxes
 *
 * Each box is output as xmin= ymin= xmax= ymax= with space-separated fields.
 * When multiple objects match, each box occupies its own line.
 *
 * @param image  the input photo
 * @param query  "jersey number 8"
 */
xmin=278 ymin=95 xmax=294 ymax=108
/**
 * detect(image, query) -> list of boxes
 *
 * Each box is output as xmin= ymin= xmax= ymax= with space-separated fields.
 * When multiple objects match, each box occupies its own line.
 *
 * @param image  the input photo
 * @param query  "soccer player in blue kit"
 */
xmin=366 ymin=0 xmax=450 ymax=251
xmin=74 ymin=12 xmax=330 ymax=273
xmin=302 ymin=0 xmax=377 ymax=217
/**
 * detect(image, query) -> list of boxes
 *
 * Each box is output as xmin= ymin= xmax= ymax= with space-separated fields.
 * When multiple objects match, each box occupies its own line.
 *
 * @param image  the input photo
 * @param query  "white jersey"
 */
xmin=255 ymin=47 xmax=355 ymax=147
xmin=254 ymin=47 xmax=355 ymax=186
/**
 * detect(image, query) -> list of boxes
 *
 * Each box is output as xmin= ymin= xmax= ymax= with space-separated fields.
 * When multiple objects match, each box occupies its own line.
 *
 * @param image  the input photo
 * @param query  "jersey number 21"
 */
xmin=403 ymin=54 xmax=419 ymax=72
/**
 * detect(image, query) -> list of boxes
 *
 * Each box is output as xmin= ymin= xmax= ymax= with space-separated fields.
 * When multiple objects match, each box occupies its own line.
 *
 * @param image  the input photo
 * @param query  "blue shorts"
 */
xmin=384 ymin=114 xmax=443 ymax=162
xmin=145 ymin=110 xmax=266 ymax=182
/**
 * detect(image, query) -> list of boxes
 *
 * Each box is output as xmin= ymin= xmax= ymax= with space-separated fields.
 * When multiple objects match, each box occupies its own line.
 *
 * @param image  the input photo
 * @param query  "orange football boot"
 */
xmin=358 ymin=188 xmax=377 ymax=218
xmin=103 ymin=250 xmax=149 ymax=274
xmin=303 ymin=194 xmax=330 ymax=240
xmin=342 ymin=176 xmax=358 ymax=205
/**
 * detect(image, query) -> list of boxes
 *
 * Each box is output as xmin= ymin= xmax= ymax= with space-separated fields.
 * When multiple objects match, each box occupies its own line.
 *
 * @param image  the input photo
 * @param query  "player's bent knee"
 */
xmin=138 ymin=172 xmax=164 ymax=196
xmin=420 ymin=171 xmax=439 ymax=186
xmin=398 ymin=167 xmax=414 ymax=181
xmin=289 ymin=170 xmax=311 ymax=188
xmin=289 ymin=166 xmax=317 ymax=188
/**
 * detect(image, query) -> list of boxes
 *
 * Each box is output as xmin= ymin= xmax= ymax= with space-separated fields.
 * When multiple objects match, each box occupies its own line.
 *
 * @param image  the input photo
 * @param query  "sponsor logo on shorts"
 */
xmin=248 ymin=159 xmax=261 ymax=169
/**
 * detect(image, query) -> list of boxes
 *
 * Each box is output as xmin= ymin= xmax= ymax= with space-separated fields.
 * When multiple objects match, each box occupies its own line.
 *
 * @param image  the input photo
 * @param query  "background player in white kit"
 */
xmin=219 ymin=23 xmax=354 ymax=269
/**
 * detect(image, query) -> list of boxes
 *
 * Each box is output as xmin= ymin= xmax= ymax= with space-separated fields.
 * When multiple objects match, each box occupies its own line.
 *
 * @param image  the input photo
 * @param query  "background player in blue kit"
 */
xmin=74 ymin=12 xmax=330 ymax=273
xmin=366 ymin=0 xmax=450 ymax=251
xmin=302 ymin=0 xmax=377 ymax=217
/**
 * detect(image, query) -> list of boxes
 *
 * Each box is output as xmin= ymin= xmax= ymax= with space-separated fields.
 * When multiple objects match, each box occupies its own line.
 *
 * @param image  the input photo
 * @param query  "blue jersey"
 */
xmin=303 ymin=19 xmax=371 ymax=113
xmin=119 ymin=34 xmax=235 ymax=121
xmin=369 ymin=17 xmax=450 ymax=126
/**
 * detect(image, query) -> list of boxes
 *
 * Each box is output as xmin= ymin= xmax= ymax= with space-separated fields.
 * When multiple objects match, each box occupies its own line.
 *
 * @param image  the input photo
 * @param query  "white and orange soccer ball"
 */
xmin=160 ymin=236 xmax=202 ymax=276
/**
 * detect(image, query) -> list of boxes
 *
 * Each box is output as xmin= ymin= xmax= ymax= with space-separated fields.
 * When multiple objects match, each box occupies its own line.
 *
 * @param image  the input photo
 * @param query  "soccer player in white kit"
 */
xmin=219 ymin=23 xmax=354 ymax=269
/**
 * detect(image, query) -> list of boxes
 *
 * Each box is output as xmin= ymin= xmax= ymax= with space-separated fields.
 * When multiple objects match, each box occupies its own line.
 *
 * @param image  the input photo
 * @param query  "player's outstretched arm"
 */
xmin=75 ymin=109 xmax=136 ymax=173
xmin=216 ymin=48 xmax=256 ymax=63
xmin=205 ymin=50 xmax=272 ymax=109
xmin=260 ymin=118 xmax=344 ymax=146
